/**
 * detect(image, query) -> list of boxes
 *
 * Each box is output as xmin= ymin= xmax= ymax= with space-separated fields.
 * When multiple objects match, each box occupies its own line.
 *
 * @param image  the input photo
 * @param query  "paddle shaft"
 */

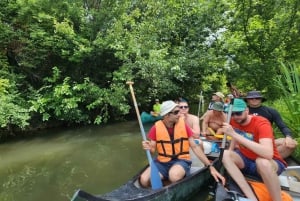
xmin=221 ymin=98 xmax=234 ymax=148
xmin=218 ymin=98 xmax=234 ymax=166
xmin=126 ymin=81 xmax=163 ymax=189
xmin=126 ymin=81 xmax=147 ymax=141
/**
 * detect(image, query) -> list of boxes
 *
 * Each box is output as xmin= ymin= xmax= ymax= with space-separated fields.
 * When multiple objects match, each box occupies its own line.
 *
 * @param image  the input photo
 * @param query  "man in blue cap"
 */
xmin=221 ymin=99 xmax=287 ymax=201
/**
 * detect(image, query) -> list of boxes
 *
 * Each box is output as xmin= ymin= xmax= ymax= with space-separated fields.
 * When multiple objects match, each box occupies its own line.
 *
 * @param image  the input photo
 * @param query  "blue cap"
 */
xmin=225 ymin=98 xmax=247 ymax=112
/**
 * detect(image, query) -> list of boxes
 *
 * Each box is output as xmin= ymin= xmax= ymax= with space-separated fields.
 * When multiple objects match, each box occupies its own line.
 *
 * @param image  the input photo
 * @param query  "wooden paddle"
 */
xmin=126 ymin=81 xmax=163 ymax=190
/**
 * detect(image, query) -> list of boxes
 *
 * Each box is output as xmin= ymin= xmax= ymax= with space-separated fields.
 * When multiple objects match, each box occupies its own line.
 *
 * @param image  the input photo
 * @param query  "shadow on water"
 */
xmin=0 ymin=121 xmax=211 ymax=201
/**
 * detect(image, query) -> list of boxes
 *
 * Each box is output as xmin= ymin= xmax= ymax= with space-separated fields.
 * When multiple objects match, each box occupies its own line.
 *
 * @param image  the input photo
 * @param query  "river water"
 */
xmin=0 ymin=121 xmax=210 ymax=201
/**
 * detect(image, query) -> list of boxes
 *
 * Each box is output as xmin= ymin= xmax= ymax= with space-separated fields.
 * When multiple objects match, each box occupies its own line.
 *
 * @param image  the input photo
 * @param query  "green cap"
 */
xmin=225 ymin=98 xmax=247 ymax=112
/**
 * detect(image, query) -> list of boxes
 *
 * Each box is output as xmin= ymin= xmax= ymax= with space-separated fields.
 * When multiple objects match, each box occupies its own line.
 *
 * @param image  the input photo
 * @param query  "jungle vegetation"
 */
xmin=0 ymin=0 xmax=299 ymax=157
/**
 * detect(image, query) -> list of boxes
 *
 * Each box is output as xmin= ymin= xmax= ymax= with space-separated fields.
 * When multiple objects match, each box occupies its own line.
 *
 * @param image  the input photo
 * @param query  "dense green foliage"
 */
xmin=0 ymin=0 xmax=300 ymax=137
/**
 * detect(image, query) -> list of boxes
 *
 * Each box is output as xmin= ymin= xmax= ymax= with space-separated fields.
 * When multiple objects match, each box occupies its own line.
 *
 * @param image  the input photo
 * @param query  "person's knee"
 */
xmin=256 ymin=158 xmax=275 ymax=174
xmin=222 ymin=150 xmax=231 ymax=163
xmin=168 ymin=165 xmax=185 ymax=182
xmin=276 ymin=140 xmax=297 ymax=154
xmin=275 ymin=138 xmax=297 ymax=149
xmin=139 ymin=172 xmax=150 ymax=187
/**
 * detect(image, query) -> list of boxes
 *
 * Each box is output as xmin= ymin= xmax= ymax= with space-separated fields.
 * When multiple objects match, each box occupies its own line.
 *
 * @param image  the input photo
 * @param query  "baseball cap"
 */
xmin=225 ymin=98 xmax=247 ymax=112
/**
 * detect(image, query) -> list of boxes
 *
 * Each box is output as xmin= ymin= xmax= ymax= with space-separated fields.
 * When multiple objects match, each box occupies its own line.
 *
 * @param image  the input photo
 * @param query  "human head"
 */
xmin=225 ymin=94 xmax=234 ymax=103
xmin=155 ymin=98 xmax=160 ymax=103
xmin=212 ymin=92 xmax=225 ymax=102
xmin=160 ymin=100 xmax=179 ymax=116
xmin=227 ymin=94 xmax=234 ymax=99
xmin=178 ymin=98 xmax=190 ymax=115
xmin=211 ymin=102 xmax=224 ymax=112
xmin=244 ymin=90 xmax=266 ymax=108
xmin=226 ymin=98 xmax=248 ymax=124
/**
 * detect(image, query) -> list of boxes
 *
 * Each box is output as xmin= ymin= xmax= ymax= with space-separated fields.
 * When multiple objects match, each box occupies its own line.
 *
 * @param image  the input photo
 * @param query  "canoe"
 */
xmin=279 ymin=164 xmax=300 ymax=200
xmin=71 ymin=152 xmax=220 ymax=201
xmin=141 ymin=112 xmax=162 ymax=124
xmin=213 ymin=156 xmax=300 ymax=201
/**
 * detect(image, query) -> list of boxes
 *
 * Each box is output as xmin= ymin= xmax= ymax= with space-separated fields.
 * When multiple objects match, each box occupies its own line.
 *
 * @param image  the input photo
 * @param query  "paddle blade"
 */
xmin=150 ymin=160 xmax=163 ymax=190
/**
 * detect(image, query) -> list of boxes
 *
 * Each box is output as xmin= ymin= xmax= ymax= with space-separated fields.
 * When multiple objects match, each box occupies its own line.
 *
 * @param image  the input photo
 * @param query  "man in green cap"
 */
xmin=220 ymin=98 xmax=287 ymax=201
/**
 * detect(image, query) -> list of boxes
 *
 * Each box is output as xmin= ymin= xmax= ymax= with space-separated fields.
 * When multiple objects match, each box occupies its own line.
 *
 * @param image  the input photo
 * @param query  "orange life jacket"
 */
xmin=248 ymin=180 xmax=293 ymax=201
xmin=155 ymin=118 xmax=190 ymax=162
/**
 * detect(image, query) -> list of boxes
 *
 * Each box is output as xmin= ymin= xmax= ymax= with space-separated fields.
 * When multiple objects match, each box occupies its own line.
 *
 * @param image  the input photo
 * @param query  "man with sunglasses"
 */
xmin=245 ymin=90 xmax=297 ymax=158
xmin=140 ymin=100 xmax=225 ymax=188
xmin=221 ymin=98 xmax=287 ymax=201
xmin=178 ymin=98 xmax=201 ymax=138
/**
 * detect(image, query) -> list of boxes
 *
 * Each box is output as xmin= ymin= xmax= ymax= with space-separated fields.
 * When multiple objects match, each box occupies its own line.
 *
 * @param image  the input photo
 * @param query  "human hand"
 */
xmin=285 ymin=136 xmax=298 ymax=148
xmin=193 ymin=133 xmax=200 ymax=139
xmin=142 ymin=140 xmax=151 ymax=150
xmin=209 ymin=166 xmax=226 ymax=185
xmin=221 ymin=123 xmax=235 ymax=137
xmin=201 ymin=131 xmax=207 ymax=137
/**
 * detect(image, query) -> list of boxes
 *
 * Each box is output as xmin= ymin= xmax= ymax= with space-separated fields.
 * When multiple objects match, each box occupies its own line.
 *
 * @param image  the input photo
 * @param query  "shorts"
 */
xmin=153 ymin=158 xmax=192 ymax=179
xmin=235 ymin=149 xmax=286 ymax=179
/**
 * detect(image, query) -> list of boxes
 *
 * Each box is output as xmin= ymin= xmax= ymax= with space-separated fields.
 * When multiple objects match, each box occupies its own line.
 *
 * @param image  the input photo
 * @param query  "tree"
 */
xmin=1 ymin=0 xmax=300 ymax=136
xmin=221 ymin=0 xmax=300 ymax=97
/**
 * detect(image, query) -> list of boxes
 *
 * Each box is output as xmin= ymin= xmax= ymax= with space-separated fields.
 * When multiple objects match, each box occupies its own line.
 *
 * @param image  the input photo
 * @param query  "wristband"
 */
xmin=206 ymin=164 xmax=213 ymax=168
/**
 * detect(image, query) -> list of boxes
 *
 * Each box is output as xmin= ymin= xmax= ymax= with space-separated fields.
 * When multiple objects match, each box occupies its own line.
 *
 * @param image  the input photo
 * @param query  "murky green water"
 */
xmin=0 ymin=121 xmax=210 ymax=201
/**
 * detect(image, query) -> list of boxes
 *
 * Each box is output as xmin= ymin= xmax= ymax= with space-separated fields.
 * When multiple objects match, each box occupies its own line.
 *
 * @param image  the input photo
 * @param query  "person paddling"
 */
xmin=221 ymin=99 xmax=287 ymax=201
xmin=140 ymin=100 xmax=225 ymax=187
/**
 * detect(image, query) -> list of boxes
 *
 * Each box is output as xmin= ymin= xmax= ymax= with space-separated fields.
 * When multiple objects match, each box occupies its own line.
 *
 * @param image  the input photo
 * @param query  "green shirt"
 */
xmin=153 ymin=103 xmax=161 ymax=113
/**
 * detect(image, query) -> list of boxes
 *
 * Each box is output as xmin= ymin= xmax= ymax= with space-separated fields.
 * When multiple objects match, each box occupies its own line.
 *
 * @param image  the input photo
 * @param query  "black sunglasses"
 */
xmin=179 ymin=106 xmax=189 ymax=109
xmin=169 ymin=110 xmax=180 ymax=115
xmin=231 ymin=111 xmax=243 ymax=116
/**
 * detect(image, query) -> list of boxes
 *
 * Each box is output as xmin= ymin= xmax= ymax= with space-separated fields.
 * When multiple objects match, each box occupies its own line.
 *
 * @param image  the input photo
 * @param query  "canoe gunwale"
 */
xmin=71 ymin=158 xmax=219 ymax=201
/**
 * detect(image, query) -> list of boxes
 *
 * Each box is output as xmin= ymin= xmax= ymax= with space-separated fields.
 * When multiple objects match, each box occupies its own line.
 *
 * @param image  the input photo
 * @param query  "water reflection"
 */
xmin=0 ymin=121 xmax=210 ymax=201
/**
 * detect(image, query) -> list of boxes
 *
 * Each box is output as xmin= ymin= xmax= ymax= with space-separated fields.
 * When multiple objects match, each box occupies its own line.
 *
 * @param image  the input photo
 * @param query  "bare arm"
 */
xmin=189 ymin=138 xmax=211 ymax=165
xmin=201 ymin=112 xmax=211 ymax=135
xmin=189 ymin=138 xmax=226 ymax=185
xmin=221 ymin=123 xmax=274 ymax=159
xmin=190 ymin=115 xmax=201 ymax=138
xmin=228 ymin=138 xmax=237 ymax=150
